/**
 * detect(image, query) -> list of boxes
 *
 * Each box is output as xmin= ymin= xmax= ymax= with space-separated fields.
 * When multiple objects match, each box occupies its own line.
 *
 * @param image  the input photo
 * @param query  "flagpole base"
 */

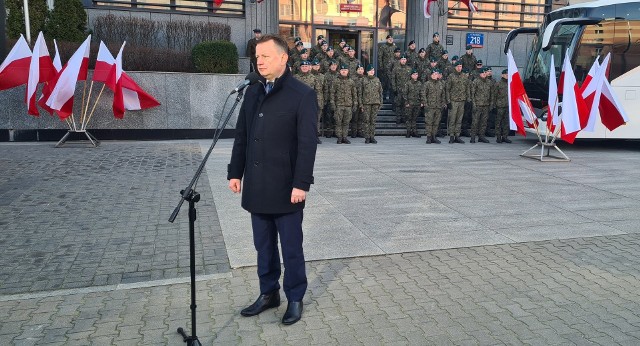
xmin=55 ymin=130 xmax=100 ymax=148
xmin=520 ymin=141 xmax=570 ymax=162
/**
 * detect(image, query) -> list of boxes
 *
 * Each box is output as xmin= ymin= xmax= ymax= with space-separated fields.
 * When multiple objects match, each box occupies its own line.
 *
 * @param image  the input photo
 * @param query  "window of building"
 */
xmin=448 ymin=0 xmax=546 ymax=31
xmin=93 ymin=0 xmax=245 ymax=15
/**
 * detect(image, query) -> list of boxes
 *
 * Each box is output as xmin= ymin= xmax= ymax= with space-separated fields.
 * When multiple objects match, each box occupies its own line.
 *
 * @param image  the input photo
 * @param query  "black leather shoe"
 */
xmin=454 ymin=136 xmax=465 ymax=144
xmin=337 ymin=138 xmax=342 ymax=144
xmin=342 ymin=137 xmax=351 ymax=144
xmin=241 ymin=292 xmax=280 ymax=317
xmin=432 ymin=137 xmax=441 ymax=144
xmin=470 ymin=136 xmax=476 ymax=143
xmin=478 ymin=137 xmax=490 ymax=143
xmin=282 ymin=301 xmax=303 ymax=325
xmin=496 ymin=137 xmax=502 ymax=143
xmin=449 ymin=136 xmax=455 ymax=143
xmin=365 ymin=138 xmax=371 ymax=144
xmin=503 ymin=137 xmax=512 ymax=143
xmin=370 ymin=137 xmax=377 ymax=144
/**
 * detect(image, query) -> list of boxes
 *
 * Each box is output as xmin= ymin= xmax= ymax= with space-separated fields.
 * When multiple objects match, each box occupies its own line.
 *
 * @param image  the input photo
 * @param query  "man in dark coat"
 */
xmin=246 ymin=28 xmax=262 ymax=72
xmin=228 ymin=34 xmax=318 ymax=326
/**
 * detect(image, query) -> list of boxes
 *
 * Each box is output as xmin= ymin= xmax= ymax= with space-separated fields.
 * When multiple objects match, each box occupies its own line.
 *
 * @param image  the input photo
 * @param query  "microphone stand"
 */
xmin=169 ymin=88 xmax=247 ymax=346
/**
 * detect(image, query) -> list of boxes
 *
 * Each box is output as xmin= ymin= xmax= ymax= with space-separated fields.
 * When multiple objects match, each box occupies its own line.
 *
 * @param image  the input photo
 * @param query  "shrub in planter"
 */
xmin=45 ymin=0 xmax=87 ymax=42
xmin=191 ymin=41 xmax=238 ymax=74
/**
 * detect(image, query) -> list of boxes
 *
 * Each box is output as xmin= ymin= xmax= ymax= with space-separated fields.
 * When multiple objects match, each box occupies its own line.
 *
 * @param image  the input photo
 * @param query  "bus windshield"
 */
xmin=523 ymin=24 xmax=581 ymax=89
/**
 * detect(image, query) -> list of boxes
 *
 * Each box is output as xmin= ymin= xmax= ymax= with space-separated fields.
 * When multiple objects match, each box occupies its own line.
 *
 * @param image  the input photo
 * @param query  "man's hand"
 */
xmin=229 ymin=179 xmax=242 ymax=193
xmin=291 ymin=188 xmax=306 ymax=204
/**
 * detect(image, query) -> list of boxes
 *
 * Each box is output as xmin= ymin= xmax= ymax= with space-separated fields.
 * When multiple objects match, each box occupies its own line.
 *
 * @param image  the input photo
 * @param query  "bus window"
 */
xmin=610 ymin=3 xmax=640 ymax=80
xmin=573 ymin=22 xmax=615 ymax=83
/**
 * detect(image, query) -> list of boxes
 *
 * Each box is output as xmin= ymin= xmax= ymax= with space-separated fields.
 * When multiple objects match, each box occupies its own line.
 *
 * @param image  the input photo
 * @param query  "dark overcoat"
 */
xmin=227 ymin=68 xmax=318 ymax=214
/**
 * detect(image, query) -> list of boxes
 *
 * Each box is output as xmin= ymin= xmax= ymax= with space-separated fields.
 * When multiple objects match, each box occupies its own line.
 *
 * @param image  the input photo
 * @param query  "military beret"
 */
xmin=408 ymin=40 xmax=415 ymax=46
xmin=321 ymin=40 xmax=328 ymax=46
xmin=462 ymin=68 xmax=470 ymax=73
xmin=327 ymin=47 xmax=334 ymax=51
xmin=340 ymin=64 xmax=349 ymax=70
xmin=343 ymin=45 xmax=350 ymax=50
xmin=317 ymin=34 xmax=324 ymax=40
xmin=400 ymin=54 xmax=407 ymax=59
xmin=411 ymin=69 xmax=418 ymax=74
xmin=486 ymin=66 xmax=493 ymax=71
xmin=433 ymin=32 xmax=440 ymax=37
xmin=340 ymin=38 xmax=347 ymax=43
xmin=312 ymin=59 xmax=320 ymax=65
xmin=357 ymin=64 xmax=364 ymax=70
xmin=300 ymin=48 xmax=308 ymax=54
xmin=431 ymin=69 xmax=440 ymax=74
xmin=318 ymin=39 xmax=326 ymax=45
xmin=386 ymin=34 xmax=393 ymax=39
xmin=296 ymin=41 xmax=303 ymax=47
xmin=366 ymin=64 xmax=375 ymax=72
xmin=348 ymin=46 xmax=355 ymax=51
xmin=466 ymin=44 xmax=473 ymax=50
xmin=301 ymin=60 xmax=311 ymax=66
xmin=452 ymin=55 xmax=459 ymax=60
xmin=295 ymin=36 xmax=301 ymax=42
xmin=253 ymin=28 xmax=261 ymax=33
xmin=419 ymin=48 xmax=426 ymax=53
xmin=429 ymin=57 xmax=438 ymax=62
xmin=453 ymin=61 xmax=462 ymax=67
xmin=476 ymin=59 xmax=483 ymax=65
xmin=330 ymin=59 xmax=338 ymax=65
xmin=394 ymin=48 xmax=401 ymax=53
xmin=480 ymin=67 xmax=489 ymax=73
xmin=442 ymin=50 xmax=448 ymax=55
xmin=502 ymin=69 xmax=508 ymax=74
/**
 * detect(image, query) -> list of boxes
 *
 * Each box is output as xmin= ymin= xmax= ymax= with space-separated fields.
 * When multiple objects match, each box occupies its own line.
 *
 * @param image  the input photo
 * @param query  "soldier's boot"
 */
xmin=454 ymin=136 xmax=465 ymax=144
xmin=449 ymin=136 xmax=455 ymax=144
xmin=502 ymin=136 xmax=512 ymax=143
xmin=496 ymin=136 xmax=502 ymax=143
xmin=358 ymin=131 xmax=365 ymax=138
xmin=432 ymin=135 xmax=441 ymax=144
xmin=478 ymin=136 xmax=490 ymax=143
xmin=337 ymin=137 xmax=342 ymax=144
xmin=365 ymin=138 xmax=371 ymax=144
xmin=470 ymin=136 xmax=476 ymax=143
xmin=370 ymin=137 xmax=377 ymax=144
xmin=405 ymin=128 xmax=411 ymax=138
xmin=426 ymin=135 xmax=432 ymax=144
xmin=342 ymin=137 xmax=351 ymax=144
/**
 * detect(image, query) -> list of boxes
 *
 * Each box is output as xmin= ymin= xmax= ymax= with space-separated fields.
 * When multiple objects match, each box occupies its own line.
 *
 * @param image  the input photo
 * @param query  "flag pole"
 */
xmin=79 ymin=80 xmax=88 ymax=128
xmin=82 ymin=81 xmax=95 ymax=130
xmin=84 ymin=84 xmax=106 ymax=130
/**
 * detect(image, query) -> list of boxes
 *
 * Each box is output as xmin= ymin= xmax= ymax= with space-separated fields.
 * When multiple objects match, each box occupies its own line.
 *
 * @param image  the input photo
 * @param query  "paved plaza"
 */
xmin=1 ymin=137 xmax=640 ymax=345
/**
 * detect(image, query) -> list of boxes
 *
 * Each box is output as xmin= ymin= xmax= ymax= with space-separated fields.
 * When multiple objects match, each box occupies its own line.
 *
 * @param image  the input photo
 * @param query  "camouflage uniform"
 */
xmin=361 ymin=73 xmax=383 ymax=142
xmin=437 ymin=59 xmax=452 ymax=79
xmin=426 ymin=42 xmax=444 ymax=62
xmin=340 ymin=55 xmax=360 ymax=78
xmin=351 ymin=71 xmax=365 ymax=137
xmin=405 ymin=48 xmax=419 ymax=68
xmin=403 ymin=77 xmax=424 ymax=137
xmin=415 ymin=56 xmax=430 ymax=82
xmin=460 ymin=52 xmax=478 ymax=73
xmin=391 ymin=61 xmax=412 ymax=124
xmin=470 ymin=74 xmax=494 ymax=142
xmin=323 ymin=68 xmax=339 ymax=137
xmin=320 ymin=52 xmax=336 ymax=73
xmin=493 ymin=76 xmax=510 ymax=142
xmin=377 ymin=41 xmax=396 ymax=96
xmin=331 ymin=74 xmax=358 ymax=142
xmin=312 ymin=68 xmax=326 ymax=137
xmin=423 ymin=75 xmax=446 ymax=142
xmin=445 ymin=70 xmax=470 ymax=142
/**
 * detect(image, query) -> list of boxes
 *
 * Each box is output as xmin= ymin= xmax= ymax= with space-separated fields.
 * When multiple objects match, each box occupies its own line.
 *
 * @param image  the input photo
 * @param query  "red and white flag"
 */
xmin=38 ymin=40 xmax=63 ymax=116
xmin=93 ymin=41 xmax=116 ymax=84
xmin=26 ymin=32 xmax=56 ymax=116
xmin=598 ymin=64 xmax=628 ymax=131
xmin=559 ymin=51 xmax=588 ymax=144
xmin=461 ymin=0 xmax=478 ymax=12
xmin=52 ymin=40 xmax=62 ymax=71
xmin=106 ymin=43 xmax=126 ymax=118
xmin=423 ymin=0 xmax=437 ymax=18
xmin=547 ymin=55 xmax=559 ymax=133
xmin=506 ymin=50 xmax=527 ymax=137
xmin=579 ymin=56 xmax=599 ymax=95
xmin=583 ymin=54 xmax=608 ymax=132
xmin=214 ymin=0 xmax=223 ymax=5
xmin=45 ymin=35 xmax=91 ymax=119
xmin=119 ymin=73 xmax=161 ymax=111
xmin=0 ymin=35 xmax=32 ymax=91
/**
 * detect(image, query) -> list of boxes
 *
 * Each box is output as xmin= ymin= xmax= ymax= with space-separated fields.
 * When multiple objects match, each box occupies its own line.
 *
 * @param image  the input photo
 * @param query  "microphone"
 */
xmin=231 ymin=72 xmax=261 ymax=94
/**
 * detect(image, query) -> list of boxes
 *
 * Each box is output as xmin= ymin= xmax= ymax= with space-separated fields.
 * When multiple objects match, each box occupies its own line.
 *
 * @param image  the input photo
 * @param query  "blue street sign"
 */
xmin=466 ymin=33 xmax=484 ymax=48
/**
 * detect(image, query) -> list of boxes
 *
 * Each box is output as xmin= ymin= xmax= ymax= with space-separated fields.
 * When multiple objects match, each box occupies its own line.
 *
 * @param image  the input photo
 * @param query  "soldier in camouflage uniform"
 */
xmin=445 ymin=55 xmax=459 ymax=79
xmin=331 ymin=64 xmax=358 ymax=144
xmin=460 ymin=44 xmax=478 ymax=73
xmin=391 ymin=55 xmax=412 ymax=124
xmin=415 ymin=48 xmax=430 ymax=82
xmin=323 ymin=60 xmax=339 ymax=138
xmin=445 ymin=62 xmax=469 ymax=143
xmin=312 ymin=60 xmax=326 ymax=144
xmin=425 ymin=57 xmax=439 ymax=78
xmin=403 ymin=69 xmax=424 ymax=138
xmin=437 ymin=50 xmax=452 ymax=79
xmin=289 ymin=40 xmax=304 ymax=66
xmin=470 ymin=67 xmax=494 ymax=143
xmin=292 ymin=49 xmax=310 ymax=74
xmin=351 ymin=64 xmax=366 ymax=138
xmin=361 ymin=64 xmax=382 ymax=144
xmin=320 ymin=47 xmax=336 ymax=73
xmin=405 ymin=40 xmax=419 ymax=68
xmin=470 ymin=60 xmax=483 ymax=81
xmin=341 ymin=46 xmax=360 ymax=78
xmin=493 ymin=69 xmax=512 ymax=143
xmin=334 ymin=38 xmax=347 ymax=61
xmin=377 ymin=34 xmax=397 ymax=99
xmin=424 ymin=69 xmax=446 ymax=144
xmin=311 ymin=35 xmax=325 ymax=60
xmin=426 ymin=32 xmax=444 ymax=62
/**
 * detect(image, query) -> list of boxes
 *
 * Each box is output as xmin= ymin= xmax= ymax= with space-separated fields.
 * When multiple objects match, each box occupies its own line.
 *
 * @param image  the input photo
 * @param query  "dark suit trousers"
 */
xmin=251 ymin=210 xmax=307 ymax=301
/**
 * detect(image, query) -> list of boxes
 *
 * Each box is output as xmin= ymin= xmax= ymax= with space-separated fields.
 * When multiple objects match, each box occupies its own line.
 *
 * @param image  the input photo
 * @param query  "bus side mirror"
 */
xmin=504 ymin=28 xmax=538 ymax=55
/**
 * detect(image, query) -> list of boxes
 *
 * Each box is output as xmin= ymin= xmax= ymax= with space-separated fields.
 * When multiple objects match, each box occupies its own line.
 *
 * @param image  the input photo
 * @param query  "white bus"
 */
xmin=504 ymin=0 xmax=640 ymax=139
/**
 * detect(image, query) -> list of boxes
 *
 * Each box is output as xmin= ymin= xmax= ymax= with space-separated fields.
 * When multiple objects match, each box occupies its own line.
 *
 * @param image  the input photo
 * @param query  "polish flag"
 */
xmin=559 ymin=51 xmax=588 ymax=144
xmin=423 ymin=0 xmax=438 ymax=18
xmin=0 ymin=35 xmax=32 ymax=91
xmin=579 ymin=56 xmax=600 ymax=95
xmin=45 ymin=35 xmax=91 ymax=119
xmin=214 ymin=0 xmax=223 ymax=5
xmin=461 ymin=0 xmax=478 ymax=12
xmin=506 ymin=50 xmax=526 ymax=137
xmin=547 ymin=55 xmax=559 ymax=133
xmin=106 ymin=43 xmax=126 ymax=118
xmin=599 ymin=73 xmax=628 ymax=131
xmin=38 ymin=40 xmax=63 ymax=116
xmin=583 ymin=54 xmax=608 ymax=132
xmin=26 ymin=32 xmax=56 ymax=116
xmin=119 ymin=73 xmax=161 ymax=111
xmin=93 ymin=41 xmax=116 ymax=84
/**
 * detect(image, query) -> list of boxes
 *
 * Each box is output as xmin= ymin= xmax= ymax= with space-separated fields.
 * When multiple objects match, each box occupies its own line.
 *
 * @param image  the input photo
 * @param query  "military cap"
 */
xmin=295 ymin=36 xmax=301 ymax=42
xmin=300 ymin=48 xmax=308 ymax=54
xmin=442 ymin=50 xmax=448 ymax=55
xmin=431 ymin=69 xmax=440 ymax=74
xmin=462 ymin=68 xmax=470 ymax=73
xmin=329 ymin=59 xmax=338 ymax=65
xmin=429 ymin=57 xmax=438 ymax=62
xmin=419 ymin=48 xmax=426 ymax=53
xmin=480 ymin=67 xmax=489 ymax=73
xmin=321 ymin=40 xmax=328 ymax=46
xmin=502 ymin=69 xmax=508 ymax=74
xmin=394 ymin=48 xmax=401 ymax=53
xmin=312 ymin=59 xmax=320 ymax=65
xmin=452 ymin=55 xmax=459 ymax=60
xmin=348 ymin=46 xmax=355 ymax=51
xmin=400 ymin=54 xmax=407 ymax=59
xmin=295 ymin=41 xmax=304 ymax=47
xmin=327 ymin=47 xmax=334 ymax=51
xmin=386 ymin=34 xmax=393 ymax=39
xmin=340 ymin=38 xmax=347 ymax=43
xmin=253 ymin=28 xmax=262 ymax=33
xmin=453 ymin=61 xmax=462 ymax=67
xmin=433 ymin=32 xmax=440 ymax=37
xmin=366 ymin=64 xmax=375 ymax=72
xmin=411 ymin=69 xmax=418 ymax=74
xmin=466 ymin=44 xmax=473 ymax=50
xmin=340 ymin=64 xmax=349 ymax=70
xmin=486 ymin=66 xmax=492 ymax=71
xmin=476 ymin=59 xmax=483 ymax=65
xmin=301 ymin=60 xmax=311 ymax=66
xmin=317 ymin=34 xmax=324 ymax=40
xmin=318 ymin=39 xmax=326 ymax=45
xmin=343 ymin=45 xmax=350 ymax=50
xmin=408 ymin=40 xmax=415 ymax=46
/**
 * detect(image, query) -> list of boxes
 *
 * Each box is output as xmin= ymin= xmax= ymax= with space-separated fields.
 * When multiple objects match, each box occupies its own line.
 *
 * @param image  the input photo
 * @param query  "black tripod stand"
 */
xmin=169 ymin=88 xmax=247 ymax=346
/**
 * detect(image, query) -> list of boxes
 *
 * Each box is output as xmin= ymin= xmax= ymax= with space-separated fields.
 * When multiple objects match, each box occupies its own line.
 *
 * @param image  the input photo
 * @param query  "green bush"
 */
xmin=45 ymin=0 xmax=86 ymax=42
xmin=191 ymin=41 xmax=238 ymax=74
xmin=6 ymin=0 xmax=48 ymax=42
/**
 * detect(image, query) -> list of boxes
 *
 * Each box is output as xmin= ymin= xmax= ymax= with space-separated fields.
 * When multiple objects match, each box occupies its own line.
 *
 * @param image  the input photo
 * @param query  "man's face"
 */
xmin=409 ymin=43 xmax=415 ymax=50
xmin=312 ymin=64 xmax=320 ymax=72
xmin=433 ymin=36 xmax=440 ymax=43
xmin=442 ymin=54 xmax=448 ymax=60
xmin=357 ymin=67 xmax=364 ymax=75
xmin=301 ymin=53 xmax=308 ymax=60
xmin=322 ymin=44 xmax=328 ymax=52
xmin=330 ymin=64 xmax=338 ymax=71
xmin=387 ymin=37 xmax=393 ymax=44
xmin=502 ymin=73 xmax=508 ymax=79
xmin=431 ymin=72 xmax=438 ymax=80
xmin=419 ymin=51 xmax=426 ymax=58
xmin=456 ymin=65 xmax=462 ymax=73
xmin=480 ymin=72 xmax=487 ymax=78
xmin=411 ymin=73 xmax=418 ymax=81
xmin=339 ymin=41 xmax=346 ymax=48
xmin=348 ymin=50 xmax=355 ymax=57
xmin=367 ymin=69 xmax=375 ymax=76
xmin=476 ymin=64 xmax=483 ymax=70
xmin=340 ymin=69 xmax=349 ymax=77
xmin=256 ymin=40 xmax=288 ymax=81
xmin=300 ymin=65 xmax=310 ymax=73
xmin=400 ymin=58 xmax=407 ymax=65
xmin=466 ymin=49 xmax=473 ymax=55
xmin=394 ymin=52 xmax=400 ymax=58
xmin=255 ymin=32 xmax=262 ymax=39
xmin=327 ymin=50 xmax=334 ymax=57
xmin=430 ymin=61 xmax=437 ymax=67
